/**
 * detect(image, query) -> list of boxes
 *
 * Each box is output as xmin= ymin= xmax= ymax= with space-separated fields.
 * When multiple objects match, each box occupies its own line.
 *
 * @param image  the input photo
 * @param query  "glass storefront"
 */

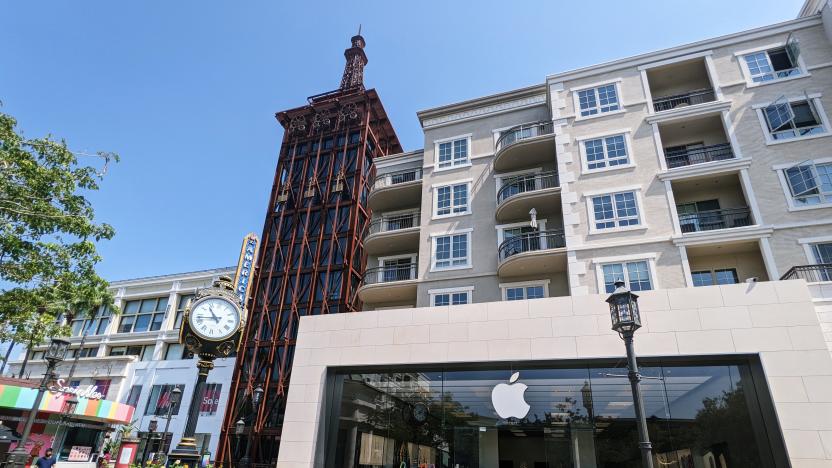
xmin=326 ymin=359 xmax=783 ymax=468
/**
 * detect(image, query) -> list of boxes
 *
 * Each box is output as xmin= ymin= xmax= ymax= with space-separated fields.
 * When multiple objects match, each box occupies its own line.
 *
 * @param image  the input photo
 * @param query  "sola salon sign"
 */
xmin=49 ymin=379 xmax=105 ymax=400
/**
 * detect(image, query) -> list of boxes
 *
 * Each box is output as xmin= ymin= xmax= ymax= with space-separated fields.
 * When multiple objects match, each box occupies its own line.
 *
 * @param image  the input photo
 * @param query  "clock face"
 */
xmin=413 ymin=403 xmax=428 ymax=423
xmin=188 ymin=297 xmax=241 ymax=341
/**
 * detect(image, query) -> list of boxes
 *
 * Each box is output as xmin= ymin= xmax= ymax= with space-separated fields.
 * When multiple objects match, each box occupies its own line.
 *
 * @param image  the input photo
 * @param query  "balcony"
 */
xmin=368 ymin=168 xmax=423 ymax=212
xmin=364 ymin=212 xmax=421 ymax=255
xmin=494 ymin=121 xmax=556 ymax=173
xmin=357 ymin=263 xmax=418 ymax=304
xmin=686 ymin=240 xmax=769 ymax=285
xmin=497 ymin=229 xmax=567 ymax=277
xmin=653 ymin=88 xmax=716 ymax=112
xmin=646 ymin=58 xmax=717 ymax=113
xmin=781 ymin=264 xmax=832 ymax=283
xmin=496 ymin=171 xmax=560 ymax=222
xmin=679 ymin=207 xmax=752 ymax=233
xmin=665 ymin=143 xmax=734 ymax=169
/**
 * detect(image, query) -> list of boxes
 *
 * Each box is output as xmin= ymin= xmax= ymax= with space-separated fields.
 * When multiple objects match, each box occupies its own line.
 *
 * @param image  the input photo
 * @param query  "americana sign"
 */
xmin=234 ymin=233 xmax=260 ymax=307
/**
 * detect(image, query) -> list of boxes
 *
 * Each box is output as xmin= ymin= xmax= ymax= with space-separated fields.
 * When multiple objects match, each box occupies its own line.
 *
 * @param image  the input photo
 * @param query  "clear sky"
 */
xmin=1 ymin=0 xmax=805 ymax=281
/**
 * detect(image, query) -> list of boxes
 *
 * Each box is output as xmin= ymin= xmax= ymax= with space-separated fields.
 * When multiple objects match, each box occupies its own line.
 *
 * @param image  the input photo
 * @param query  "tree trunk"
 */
xmin=17 ymin=343 xmax=30 ymax=378
xmin=0 ymin=340 xmax=15 ymax=375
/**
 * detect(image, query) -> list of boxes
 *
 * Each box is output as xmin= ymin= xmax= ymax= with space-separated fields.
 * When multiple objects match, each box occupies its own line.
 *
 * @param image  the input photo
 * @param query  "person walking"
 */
xmin=34 ymin=448 xmax=57 ymax=468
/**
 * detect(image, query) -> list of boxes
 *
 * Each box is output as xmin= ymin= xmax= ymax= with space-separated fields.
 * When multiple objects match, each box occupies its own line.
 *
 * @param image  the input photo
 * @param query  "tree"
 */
xmin=0 ymin=109 xmax=118 ymax=354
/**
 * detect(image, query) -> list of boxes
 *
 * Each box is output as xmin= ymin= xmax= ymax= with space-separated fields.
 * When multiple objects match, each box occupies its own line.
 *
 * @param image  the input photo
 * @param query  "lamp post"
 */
xmin=238 ymin=385 xmax=264 ymax=468
xmin=234 ymin=419 xmax=244 ymax=461
xmin=8 ymin=338 xmax=70 ymax=468
xmin=606 ymin=280 xmax=654 ymax=468
xmin=159 ymin=385 xmax=182 ymax=465
xmin=142 ymin=418 xmax=158 ymax=463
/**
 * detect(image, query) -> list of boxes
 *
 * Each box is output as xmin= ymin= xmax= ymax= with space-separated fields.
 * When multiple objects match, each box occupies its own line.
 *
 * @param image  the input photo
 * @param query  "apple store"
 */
xmin=323 ymin=358 xmax=786 ymax=468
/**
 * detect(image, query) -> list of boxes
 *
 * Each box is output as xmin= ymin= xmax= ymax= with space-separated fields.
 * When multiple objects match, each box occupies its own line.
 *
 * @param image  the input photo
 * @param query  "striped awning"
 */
xmin=0 ymin=384 xmax=135 ymax=424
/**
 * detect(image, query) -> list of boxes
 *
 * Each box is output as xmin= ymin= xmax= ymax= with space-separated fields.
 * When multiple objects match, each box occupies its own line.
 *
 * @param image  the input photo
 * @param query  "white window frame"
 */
xmin=377 ymin=254 xmax=418 ymax=283
xmin=592 ymin=253 xmax=659 ymax=294
xmin=735 ymin=41 xmax=809 ymax=88
xmin=432 ymin=179 xmax=472 ymax=219
xmin=433 ymin=134 xmax=472 ymax=172
xmin=499 ymin=280 xmax=550 ymax=301
xmin=428 ymin=286 xmax=474 ymax=306
xmin=798 ymin=235 xmax=832 ymax=265
xmin=584 ymin=187 xmax=647 ymax=234
xmin=773 ymin=157 xmax=832 ymax=211
xmin=571 ymin=79 xmax=625 ymax=121
xmin=753 ymin=94 xmax=831 ymax=145
xmin=430 ymin=229 xmax=473 ymax=272
xmin=495 ymin=220 xmax=548 ymax=246
xmin=576 ymin=129 xmax=635 ymax=174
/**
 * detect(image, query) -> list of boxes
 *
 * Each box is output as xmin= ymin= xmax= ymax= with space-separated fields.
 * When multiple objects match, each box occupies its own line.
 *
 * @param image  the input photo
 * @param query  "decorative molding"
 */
xmin=421 ymin=94 xmax=547 ymax=128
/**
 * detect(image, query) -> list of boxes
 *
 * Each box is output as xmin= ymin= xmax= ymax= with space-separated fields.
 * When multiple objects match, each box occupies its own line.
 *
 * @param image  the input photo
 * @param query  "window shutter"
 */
xmin=786 ymin=33 xmax=801 ymax=67
xmin=764 ymin=96 xmax=795 ymax=132
xmin=785 ymin=162 xmax=819 ymax=197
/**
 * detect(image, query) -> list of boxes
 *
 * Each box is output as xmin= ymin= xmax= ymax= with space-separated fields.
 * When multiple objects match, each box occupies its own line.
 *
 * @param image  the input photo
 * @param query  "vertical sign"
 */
xmin=234 ymin=233 xmax=260 ymax=308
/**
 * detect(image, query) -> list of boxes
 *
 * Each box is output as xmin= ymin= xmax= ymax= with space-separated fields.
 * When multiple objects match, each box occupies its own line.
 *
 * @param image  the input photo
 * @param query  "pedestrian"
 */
xmin=35 ymin=448 xmax=57 ymax=468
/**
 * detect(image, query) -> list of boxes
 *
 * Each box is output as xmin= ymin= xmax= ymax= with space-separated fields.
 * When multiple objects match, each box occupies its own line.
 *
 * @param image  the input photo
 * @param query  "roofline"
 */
xmin=799 ymin=0 xmax=827 ymax=17
xmin=109 ymin=266 xmax=236 ymax=287
xmin=416 ymin=83 xmax=547 ymax=127
xmin=546 ymin=14 xmax=821 ymax=84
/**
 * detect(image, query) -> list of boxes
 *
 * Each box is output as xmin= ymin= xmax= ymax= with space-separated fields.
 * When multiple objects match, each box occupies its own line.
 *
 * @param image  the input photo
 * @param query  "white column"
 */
xmin=679 ymin=246 xmax=694 ymax=287
xmin=664 ymin=180 xmax=682 ymax=236
xmin=704 ymin=54 xmax=724 ymax=100
xmin=651 ymin=123 xmax=668 ymax=171
xmin=720 ymin=110 xmax=744 ymax=159
xmin=759 ymin=237 xmax=780 ymax=281
xmin=738 ymin=168 xmax=765 ymax=225
xmin=640 ymin=69 xmax=655 ymax=114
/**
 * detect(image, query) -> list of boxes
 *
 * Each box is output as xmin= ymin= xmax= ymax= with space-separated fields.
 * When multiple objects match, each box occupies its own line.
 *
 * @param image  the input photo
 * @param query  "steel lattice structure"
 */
xmin=216 ymin=33 xmax=401 ymax=466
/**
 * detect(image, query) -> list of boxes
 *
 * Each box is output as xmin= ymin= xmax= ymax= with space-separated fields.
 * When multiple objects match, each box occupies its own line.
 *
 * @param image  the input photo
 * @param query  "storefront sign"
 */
xmin=234 ymin=233 xmax=260 ymax=306
xmin=68 ymin=446 xmax=92 ymax=461
xmin=49 ymin=378 xmax=105 ymax=400
xmin=491 ymin=372 xmax=530 ymax=419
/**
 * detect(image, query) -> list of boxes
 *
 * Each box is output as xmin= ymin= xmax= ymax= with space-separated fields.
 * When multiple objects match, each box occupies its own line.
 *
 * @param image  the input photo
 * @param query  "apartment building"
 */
xmin=276 ymin=4 xmax=832 ymax=468
xmin=8 ymin=267 xmax=236 ymax=460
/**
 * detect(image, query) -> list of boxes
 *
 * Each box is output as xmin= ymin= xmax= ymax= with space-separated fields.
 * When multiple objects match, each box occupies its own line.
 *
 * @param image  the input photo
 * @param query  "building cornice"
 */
xmin=799 ymin=0 xmax=827 ymax=17
xmin=375 ymin=149 xmax=424 ymax=169
xmin=547 ymin=15 xmax=822 ymax=84
xmin=417 ymin=84 xmax=547 ymax=129
xmin=109 ymin=266 xmax=235 ymax=288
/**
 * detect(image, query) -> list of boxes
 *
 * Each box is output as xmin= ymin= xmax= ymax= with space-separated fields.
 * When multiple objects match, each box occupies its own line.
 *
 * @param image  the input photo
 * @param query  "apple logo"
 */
xmin=491 ymin=371 xmax=530 ymax=419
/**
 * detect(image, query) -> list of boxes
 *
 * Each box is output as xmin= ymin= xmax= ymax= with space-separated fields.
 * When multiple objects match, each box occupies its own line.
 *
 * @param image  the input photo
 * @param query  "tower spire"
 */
xmin=339 ymin=29 xmax=367 ymax=91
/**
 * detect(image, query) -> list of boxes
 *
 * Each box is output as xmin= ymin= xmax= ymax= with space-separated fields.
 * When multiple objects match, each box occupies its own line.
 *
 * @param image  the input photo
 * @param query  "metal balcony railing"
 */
xmin=498 ymin=229 xmax=566 ymax=263
xmin=372 ymin=168 xmax=423 ymax=190
xmin=653 ymin=88 xmax=716 ymax=112
xmin=678 ymin=207 xmax=752 ymax=233
xmin=363 ymin=263 xmax=418 ymax=285
xmin=497 ymin=171 xmax=559 ymax=204
xmin=367 ymin=212 xmax=421 ymax=235
xmin=496 ymin=121 xmax=555 ymax=153
xmin=780 ymin=264 xmax=832 ymax=282
xmin=665 ymin=143 xmax=734 ymax=169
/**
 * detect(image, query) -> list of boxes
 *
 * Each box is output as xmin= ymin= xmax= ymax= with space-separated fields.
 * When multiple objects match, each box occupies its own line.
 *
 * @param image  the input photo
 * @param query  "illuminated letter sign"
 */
xmin=234 ymin=233 xmax=260 ymax=307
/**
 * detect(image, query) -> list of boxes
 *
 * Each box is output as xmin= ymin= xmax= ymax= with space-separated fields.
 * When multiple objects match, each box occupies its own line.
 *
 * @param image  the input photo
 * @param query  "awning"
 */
xmin=0 ymin=384 xmax=135 ymax=425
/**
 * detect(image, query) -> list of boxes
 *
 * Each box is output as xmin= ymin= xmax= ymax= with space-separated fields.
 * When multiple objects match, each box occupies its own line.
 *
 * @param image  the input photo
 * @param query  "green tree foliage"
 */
xmin=0 ymin=110 xmax=118 ymax=345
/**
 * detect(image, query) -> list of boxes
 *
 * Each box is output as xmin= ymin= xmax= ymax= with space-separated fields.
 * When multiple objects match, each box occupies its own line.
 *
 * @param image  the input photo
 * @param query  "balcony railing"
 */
xmin=496 ymin=121 xmax=555 ymax=153
xmin=653 ymin=88 xmax=716 ymax=112
xmin=678 ymin=207 xmax=752 ymax=233
xmin=372 ymin=168 xmax=423 ymax=190
xmin=497 ymin=171 xmax=560 ymax=204
xmin=780 ymin=264 xmax=832 ymax=282
xmin=363 ymin=263 xmax=418 ymax=285
xmin=498 ymin=229 xmax=566 ymax=262
xmin=367 ymin=212 xmax=421 ymax=235
xmin=665 ymin=143 xmax=734 ymax=169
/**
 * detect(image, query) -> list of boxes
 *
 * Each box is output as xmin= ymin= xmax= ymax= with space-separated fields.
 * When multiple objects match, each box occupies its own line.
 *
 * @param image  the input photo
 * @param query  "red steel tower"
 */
xmin=216 ymin=33 xmax=402 ymax=465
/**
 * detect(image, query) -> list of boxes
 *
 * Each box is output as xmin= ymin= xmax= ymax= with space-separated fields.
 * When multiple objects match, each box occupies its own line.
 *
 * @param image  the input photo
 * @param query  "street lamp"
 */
xmin=142 ymin=418 xmax=158 ymax=463
xmin=159 ymin=385 xmax=182 ymax=465
xmin=606 ymin=280 xmax=653 ymax=468
xmin=234 ymin=419 xmax=245 ymax=460
xmin=8 ymin=338 xmax=70 ymax=468
xmin=239 ymin=385 xmax=264 ymax=468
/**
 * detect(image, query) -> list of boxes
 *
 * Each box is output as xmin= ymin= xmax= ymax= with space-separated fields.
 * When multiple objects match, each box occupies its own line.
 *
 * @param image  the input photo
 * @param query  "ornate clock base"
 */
xmin=167 ymin=437 xmax=201 ymax=467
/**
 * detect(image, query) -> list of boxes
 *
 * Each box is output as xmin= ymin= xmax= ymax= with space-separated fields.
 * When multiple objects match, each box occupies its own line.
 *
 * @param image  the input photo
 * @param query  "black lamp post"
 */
xmin=234 ymin=419 xmax=245 ymax=461
xmin=606 ymin=280 xmax=654 ymax=468
xmin=159 ymin=385 xmax=182 ymax=465
xmin=142 ymin=418 xmax=158 ymax=463
xmin=239 ymin=385 xmax=264 ymax=468
xmin=8 ymin=338 xmax=70 ymax=468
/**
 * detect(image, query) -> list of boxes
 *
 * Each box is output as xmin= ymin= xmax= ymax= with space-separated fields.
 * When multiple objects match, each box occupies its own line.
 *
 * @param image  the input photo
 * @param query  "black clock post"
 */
xmin=167 ymin=276 xmax=246 ymax=467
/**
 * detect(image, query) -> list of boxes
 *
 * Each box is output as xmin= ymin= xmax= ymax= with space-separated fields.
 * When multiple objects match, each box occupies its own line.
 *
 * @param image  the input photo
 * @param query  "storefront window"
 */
xmin=328 ymin=361 xmax=778 ymax=467
xmin=145 ymin=384 xmax=184 ymax=416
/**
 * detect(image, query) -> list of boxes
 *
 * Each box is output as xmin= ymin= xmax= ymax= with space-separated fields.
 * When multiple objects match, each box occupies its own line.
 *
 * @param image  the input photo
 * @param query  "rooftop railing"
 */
xmin=497 ymin=171 xmax=559 ymax=204
xmin=780 ymin=264 xmax=832 ymax=282
xmin=498 ymin=229 xmax=566 ymax=263
xmin=678 ymin=207 xmax=752 ymax=233
xmin=372 ymin=168 xmax=423 ymax=190
xmin=665 ymin=143 xmax=734 ymax=169
xmin=653 ymin=88 xmax=716 ymax=112
xmin=496 ymin=121 xmax=554 ymax=153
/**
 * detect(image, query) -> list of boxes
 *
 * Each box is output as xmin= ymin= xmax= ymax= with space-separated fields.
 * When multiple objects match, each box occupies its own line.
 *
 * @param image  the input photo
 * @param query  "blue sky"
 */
xmin=1 ymin=0 xmax=805 ymax=281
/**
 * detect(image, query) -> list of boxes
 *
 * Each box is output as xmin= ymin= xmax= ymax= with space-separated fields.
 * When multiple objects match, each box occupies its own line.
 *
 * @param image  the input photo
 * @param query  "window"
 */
xmin=743 ymin=47 xmax=801 ymax=83
xmin=124 ymin=385 xmax=143 ymax=408
xmin=504 ymin=285 xmax=546 ymax=301
xmin=145 ymin=384 xmax=184 ymax=416
xmin=813 ymin=242 xmax=832 ymax=264
xmin=692 ymin=269 xmax=739 ymax=287
xmin=69 ymin=346 xmax=99 ymax=358
xmin=434 ymin=183 xmax=469 ymax=217
xmin=784 ymin=162 xmax=832 ymax=206
xmin=430 ymin=288 xmax=472 ymax=306
xmin=582 ymin=134 xmax=629 ymax=170
xmin=601 ymin=260 xmax=653 ymax=293
xmin=70 ymin=306 xmax=112 ymax=337
xmin=200 ymin=383 xmax=223 ymax=416
xmin=433 ymin=233 xmax=470 ymax=270
xmin=109 ymin=345 xmax=153 ymax=360
xmin=119 ymin=297 xmax=169 ymax=333
xmin=762 ymin=99 xmax=825 ymax=141
xmin=31 ymin=351 xmax=44 ymax=360
xmin=577 ymin=84 xmax=620 ymax=117
xmin=94 ymin=379 xmax=111 ymax=399
xmin=437 ymin=138 xmax=469 ymax=169
xmin=164 ymin=343 xmax=190 ymax=360
xmin=591 ymin=191 xmax=641 ymax=230
xmin=175 ymin=294 xmax=194 ymax=330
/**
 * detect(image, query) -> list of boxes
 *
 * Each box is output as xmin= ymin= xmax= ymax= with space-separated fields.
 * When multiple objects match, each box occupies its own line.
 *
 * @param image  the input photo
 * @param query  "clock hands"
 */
xmin=207 ymin=304 xmax=221 ymax=323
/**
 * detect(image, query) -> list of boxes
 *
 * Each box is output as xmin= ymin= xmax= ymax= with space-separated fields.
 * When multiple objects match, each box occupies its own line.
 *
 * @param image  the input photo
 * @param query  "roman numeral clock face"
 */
xmin=188 ymin=297 xmax=240 ymax=341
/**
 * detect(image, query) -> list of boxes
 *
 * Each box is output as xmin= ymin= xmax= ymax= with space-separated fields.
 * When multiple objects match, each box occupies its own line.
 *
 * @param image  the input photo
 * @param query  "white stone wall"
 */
xmin=277 ymin=280 xmax=832 ymax=467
